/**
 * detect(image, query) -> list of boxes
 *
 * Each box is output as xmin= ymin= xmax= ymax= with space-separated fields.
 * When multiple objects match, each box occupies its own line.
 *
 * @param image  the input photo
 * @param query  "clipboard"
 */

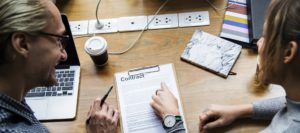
xmin=114 ymin=63 xmax=188 ymax=133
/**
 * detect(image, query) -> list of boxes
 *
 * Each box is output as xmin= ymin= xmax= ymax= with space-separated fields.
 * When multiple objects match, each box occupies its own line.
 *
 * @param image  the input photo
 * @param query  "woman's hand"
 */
xmin=150 ymin=82 xmax=180 ymax=118
xmin=199 ymin=104 xmax=253 ymax=132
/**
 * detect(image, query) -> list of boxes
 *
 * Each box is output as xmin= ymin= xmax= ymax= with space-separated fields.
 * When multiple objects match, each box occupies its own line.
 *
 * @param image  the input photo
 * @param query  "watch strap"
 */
xmin=175 ymin=115 xmax=182 ymax=122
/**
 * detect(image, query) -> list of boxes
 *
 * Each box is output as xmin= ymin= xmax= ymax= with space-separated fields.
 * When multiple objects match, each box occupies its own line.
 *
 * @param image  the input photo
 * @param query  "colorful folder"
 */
xmin=220 ymin=0 xmax=252 ymax=48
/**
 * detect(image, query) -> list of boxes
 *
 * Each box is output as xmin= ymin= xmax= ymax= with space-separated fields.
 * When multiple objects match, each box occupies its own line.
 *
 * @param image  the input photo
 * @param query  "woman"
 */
xmin=151 ymin=0 xmax=300 ymax=132
xmin=199 ymin=0 xmax=300 ymax=132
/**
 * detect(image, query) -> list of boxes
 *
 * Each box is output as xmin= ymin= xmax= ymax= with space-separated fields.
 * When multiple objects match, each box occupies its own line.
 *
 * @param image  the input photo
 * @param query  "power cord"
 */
xmin=76 ymin=0 xmax=231 ymax=53
xmin=73 ymin=34 xmax=93 ymax=39
xmin=95 ymin=0 xmax=104 ymax=29
xmin=205 ymin=0 xmax=237 ymax=11
xmin=108 ymin=0 xmax=170 ymax=55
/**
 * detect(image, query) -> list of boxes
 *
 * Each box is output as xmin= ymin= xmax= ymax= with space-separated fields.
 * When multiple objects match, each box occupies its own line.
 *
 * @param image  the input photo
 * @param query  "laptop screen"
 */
xmin=57 ymin=14 xmax=80 ymax=67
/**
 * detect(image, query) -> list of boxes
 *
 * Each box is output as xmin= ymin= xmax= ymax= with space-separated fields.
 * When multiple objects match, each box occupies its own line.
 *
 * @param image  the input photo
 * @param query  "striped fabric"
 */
xmin=0 ymin=94 xmax=49 ymax=133
xmin=220 ymin=0 xmax=250 ymax=44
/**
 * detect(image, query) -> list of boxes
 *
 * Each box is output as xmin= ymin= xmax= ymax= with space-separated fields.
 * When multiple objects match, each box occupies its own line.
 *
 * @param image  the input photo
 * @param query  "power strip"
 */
xmin=69 ymin=20 xmax=89 ymax=35
xmin=88 ymin=19 xmax=118 ymax=34
xmin=178 ymin=11 xmax=210 ymax=27
xmin=147 ymin=13 xmax=178 ymax=29
xmin=69 ymin=11 xmax=210 ymax=35
xmin=118 ymin=16 xmax=148 ymax=32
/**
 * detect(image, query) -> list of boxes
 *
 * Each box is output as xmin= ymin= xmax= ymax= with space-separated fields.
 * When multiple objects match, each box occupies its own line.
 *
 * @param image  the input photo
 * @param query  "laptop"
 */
xmin=247 ymin=0 xmax=271 ymax=45
xmin=25 ymin=14 xmax=81 ymax=121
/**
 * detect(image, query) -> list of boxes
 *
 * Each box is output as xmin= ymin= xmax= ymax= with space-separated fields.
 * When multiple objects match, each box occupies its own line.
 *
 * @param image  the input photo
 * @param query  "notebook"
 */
xmin=247 ymin=0 xmax=271 ymax=45
xmin=181 ymin=30 xmax=242 ymax=78
xmin=114 ymin=64 xmax=188 ymax=133
xmin=219 ymin=0 xmax=252 ymax=48
xmin=25 ymin=14 xmax=81 ymax=121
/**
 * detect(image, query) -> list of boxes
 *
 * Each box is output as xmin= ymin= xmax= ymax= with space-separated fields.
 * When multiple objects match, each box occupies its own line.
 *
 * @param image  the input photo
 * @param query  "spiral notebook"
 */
xmin=181 ymin=30 xmax=242 ymax=78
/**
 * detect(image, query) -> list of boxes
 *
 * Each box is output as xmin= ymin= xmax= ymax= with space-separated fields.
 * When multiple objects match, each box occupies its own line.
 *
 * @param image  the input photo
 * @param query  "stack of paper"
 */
xmin=114 ymin=64 xmax=188 ymax=133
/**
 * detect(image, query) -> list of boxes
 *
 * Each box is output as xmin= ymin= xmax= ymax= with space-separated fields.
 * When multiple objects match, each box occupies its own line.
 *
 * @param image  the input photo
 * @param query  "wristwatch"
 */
xmin=163 ymin=115 xmax=182 ymax=128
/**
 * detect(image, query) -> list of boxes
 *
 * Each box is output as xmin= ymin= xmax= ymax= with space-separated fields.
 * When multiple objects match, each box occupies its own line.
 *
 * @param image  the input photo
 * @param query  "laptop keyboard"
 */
xmin=26 ymin=70 xmax=75 ymax=97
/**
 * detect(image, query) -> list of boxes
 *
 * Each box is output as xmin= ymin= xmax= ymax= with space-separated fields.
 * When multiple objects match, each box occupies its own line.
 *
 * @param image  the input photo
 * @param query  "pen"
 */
xmin=100 ymin=86 xmax=113 ymax=107
xmin=86 ymin=85 xmax=113 ymax=124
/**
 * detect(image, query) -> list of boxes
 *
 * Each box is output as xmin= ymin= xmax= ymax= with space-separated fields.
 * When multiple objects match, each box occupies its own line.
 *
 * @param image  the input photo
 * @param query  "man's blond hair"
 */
xmin=0 ymin=0 xmax=50 ymax=64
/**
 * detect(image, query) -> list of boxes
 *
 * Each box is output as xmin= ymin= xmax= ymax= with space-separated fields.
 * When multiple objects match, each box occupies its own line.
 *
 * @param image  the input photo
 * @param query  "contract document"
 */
xmin=114 ymin=64 xmax=187 ymax=133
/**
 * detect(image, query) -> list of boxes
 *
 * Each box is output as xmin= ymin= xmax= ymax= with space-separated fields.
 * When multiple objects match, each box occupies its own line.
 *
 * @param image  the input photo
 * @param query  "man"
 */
xmin=0 ymin=0 xmax=118 ymax=133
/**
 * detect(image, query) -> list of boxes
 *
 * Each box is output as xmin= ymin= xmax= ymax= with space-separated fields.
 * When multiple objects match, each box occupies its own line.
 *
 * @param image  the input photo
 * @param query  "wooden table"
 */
xmin=44 ymin=0 xmax=285 ymax=132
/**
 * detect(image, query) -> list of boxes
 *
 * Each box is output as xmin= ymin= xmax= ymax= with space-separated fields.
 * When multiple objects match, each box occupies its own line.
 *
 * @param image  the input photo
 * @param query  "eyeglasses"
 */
xmin=38 ymin=32 xmax=70 ymax=49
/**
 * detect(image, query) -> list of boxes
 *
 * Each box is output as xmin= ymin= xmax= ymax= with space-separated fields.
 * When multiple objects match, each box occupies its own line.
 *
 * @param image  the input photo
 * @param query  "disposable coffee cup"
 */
xmin=84 ymin=36 xmax=108 ymax=66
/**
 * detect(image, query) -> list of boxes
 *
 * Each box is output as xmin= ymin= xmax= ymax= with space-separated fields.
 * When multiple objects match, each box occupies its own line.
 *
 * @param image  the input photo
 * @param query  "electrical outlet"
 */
xmin=178 ymin=11 xmax=210 ymax=27
xmin=88 ymin=18 xmax=118 ymax=34
xmin=147 ymin=13 xmax=178 ymax=29
xmin=69 ymin=20 xmax=89 ymax=35
xmin=117 ymin=16 xmax=148 ymax=32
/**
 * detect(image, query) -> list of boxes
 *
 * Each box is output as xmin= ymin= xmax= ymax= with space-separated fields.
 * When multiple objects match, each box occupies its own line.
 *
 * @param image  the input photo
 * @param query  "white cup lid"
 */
xmin=84 ymin=36 xmax=107 ymax=56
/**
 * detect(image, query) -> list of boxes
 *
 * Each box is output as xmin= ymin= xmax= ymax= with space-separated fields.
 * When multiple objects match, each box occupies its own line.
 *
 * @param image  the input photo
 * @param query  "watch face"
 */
xmin=164 ymin=115 xmax=176 ymax=128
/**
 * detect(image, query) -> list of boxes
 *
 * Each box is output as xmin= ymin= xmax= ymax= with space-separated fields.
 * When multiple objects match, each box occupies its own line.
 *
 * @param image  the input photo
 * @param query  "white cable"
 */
xmin=108 ymin=0 xmax=170 ymax=55
xmin=205 ymin=0 xmax=237 ymax=11
xmin=95 ymin=0 xmax=103 ymax=28
xmin=73 ymin=34 xmax=93 ymax=39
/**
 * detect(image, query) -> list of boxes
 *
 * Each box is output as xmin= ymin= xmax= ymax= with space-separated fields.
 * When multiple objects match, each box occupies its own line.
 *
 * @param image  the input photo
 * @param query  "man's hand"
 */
xmin=86 ymin=98 xmax=119 ymax=133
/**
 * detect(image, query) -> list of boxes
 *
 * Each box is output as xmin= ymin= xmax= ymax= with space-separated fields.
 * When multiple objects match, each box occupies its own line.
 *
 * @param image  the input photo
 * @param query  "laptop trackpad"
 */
xmin=27 ymin=99 xmax=48 ymax=120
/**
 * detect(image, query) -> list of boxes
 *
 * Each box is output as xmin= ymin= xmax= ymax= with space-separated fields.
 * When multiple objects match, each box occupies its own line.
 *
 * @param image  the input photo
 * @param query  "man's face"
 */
xmin=25 ymin=1 xmax=67 ymax=87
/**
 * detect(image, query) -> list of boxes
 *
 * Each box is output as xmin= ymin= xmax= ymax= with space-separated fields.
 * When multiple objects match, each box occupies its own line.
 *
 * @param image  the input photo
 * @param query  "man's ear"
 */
xmin=10 ymin=32 xmax=31 ymax=58
xmin=284 ymin=41 xmax=298 ymax=64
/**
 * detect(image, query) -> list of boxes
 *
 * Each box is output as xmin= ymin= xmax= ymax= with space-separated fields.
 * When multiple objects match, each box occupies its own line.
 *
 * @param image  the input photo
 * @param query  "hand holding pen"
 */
xmin=86 ymin=86 xmax=119 ymax=133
